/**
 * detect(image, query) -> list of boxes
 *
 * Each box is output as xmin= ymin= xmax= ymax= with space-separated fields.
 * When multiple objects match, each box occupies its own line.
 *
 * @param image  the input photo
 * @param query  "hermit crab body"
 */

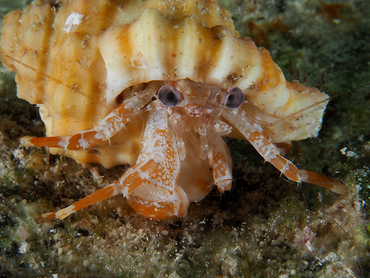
xmin=0 ymin=0 xmax=344 ymax=220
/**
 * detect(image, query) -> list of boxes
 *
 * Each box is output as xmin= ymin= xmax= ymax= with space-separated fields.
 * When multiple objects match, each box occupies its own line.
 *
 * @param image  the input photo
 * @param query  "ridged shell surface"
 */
xmin=0 ymin=0 xmax=328 ymax=168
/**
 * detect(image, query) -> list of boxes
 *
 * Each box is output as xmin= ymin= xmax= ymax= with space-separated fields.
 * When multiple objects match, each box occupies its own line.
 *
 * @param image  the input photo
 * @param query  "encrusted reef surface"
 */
xmin=0 ymin=0 xmax=369 ymax=277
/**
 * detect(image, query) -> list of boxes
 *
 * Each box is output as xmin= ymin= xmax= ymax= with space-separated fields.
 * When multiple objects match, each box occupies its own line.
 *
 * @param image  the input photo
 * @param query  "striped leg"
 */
xmin=223 ymin=112 xmax=345 ymax=194
xmin=207 ymin=131 xmax=233 ymax=192
xmin=21 ymin=89 xmax=154 ymax=150
xmin=43 ymin=109 xmax=189 ymax=220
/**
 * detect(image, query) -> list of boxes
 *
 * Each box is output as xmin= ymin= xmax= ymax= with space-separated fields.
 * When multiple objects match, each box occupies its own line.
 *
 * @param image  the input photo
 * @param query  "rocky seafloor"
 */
xmin=0 ymin=0 xmax=369 ymax=277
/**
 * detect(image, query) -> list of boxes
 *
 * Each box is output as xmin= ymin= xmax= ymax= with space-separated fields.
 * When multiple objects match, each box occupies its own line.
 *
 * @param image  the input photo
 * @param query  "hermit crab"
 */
xmin=0 ymin=0 xmax=344 ymax=220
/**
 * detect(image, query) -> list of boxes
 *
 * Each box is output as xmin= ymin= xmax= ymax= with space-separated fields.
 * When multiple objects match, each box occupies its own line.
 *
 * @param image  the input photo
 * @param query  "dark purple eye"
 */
xmin=224 ymin=87 xmax=245 ymax=109
xmin=158 ymin=85 xmax=183 ymax=107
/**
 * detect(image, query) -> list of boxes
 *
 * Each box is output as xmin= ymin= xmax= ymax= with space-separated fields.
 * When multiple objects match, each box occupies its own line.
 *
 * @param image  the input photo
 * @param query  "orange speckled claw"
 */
xmin=122 ymin=109 xmax=190 ymax=219
xmin=126 ymin=185 xmax=189 ymax=220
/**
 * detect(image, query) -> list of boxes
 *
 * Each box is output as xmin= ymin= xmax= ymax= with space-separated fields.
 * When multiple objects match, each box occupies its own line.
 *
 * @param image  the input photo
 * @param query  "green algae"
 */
xmin=0 ymin=0 xmax=369 ymax=277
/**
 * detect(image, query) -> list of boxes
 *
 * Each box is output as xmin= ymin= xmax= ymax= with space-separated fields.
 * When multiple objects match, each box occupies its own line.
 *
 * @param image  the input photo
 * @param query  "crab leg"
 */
xmin=207 ymin=130 xmax=233 ymax=192
xmin=21 ymin=88 xmax=154 ymax=150
xmin=43 ymin=109 xmax=190 ymax=220
xmin=42 ymin=183 xmax=122 ymax=220
xmin=223 ymin=112 xmax=345 ymax=194
xmin=42 ymin=159 xmax=160 ymax=220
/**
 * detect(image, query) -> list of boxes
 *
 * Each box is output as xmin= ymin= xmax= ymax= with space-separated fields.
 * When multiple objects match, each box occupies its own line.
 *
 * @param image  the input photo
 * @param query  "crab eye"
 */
xmin=224 ymin=87 xmax=245 ymax=109
xmin=158 ymin=85 xmax=183 ymax=107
